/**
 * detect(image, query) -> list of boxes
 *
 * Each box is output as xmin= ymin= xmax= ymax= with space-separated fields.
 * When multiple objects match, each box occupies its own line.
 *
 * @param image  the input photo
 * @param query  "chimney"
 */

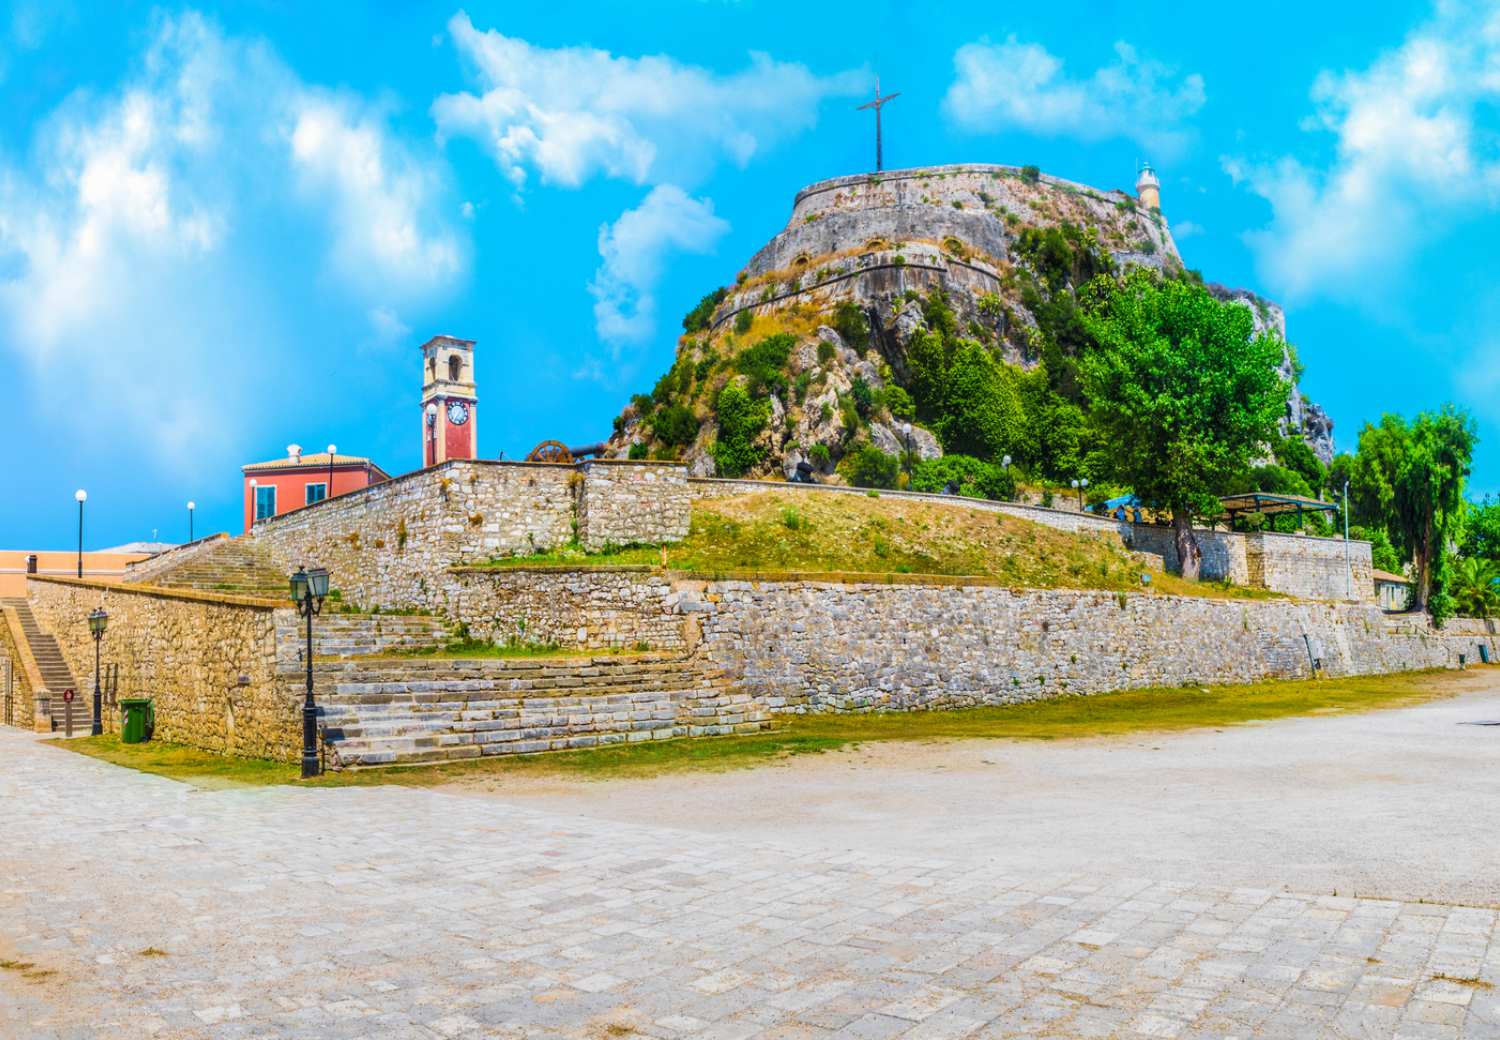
xmin=287 ymin=443 xmax=302 ymax=462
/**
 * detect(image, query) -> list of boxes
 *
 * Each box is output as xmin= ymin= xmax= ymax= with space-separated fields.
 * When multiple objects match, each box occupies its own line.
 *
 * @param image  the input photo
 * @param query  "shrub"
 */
xmin=817 ymin=339 xmax=836 ymax=364
xmin=682 ymin=287 xmax=727 ymax=333
xmin=711 ymin=383 xmax=769 ymax=477
xmin=884 ymin=384 xmax=915 ymax=420
xmin=734 ymin=309 xmax=754 ymax=334
xmin=850 ymin=377 xmax=875 ymax=418
xmin=808 ymin=442 xmax=831 ymax=468
xmin=832 ymin=300 xmax=870 ymax=349
xmin=630 ymin=392 xmax=655 ymax=418
xmin=910 ymin=455 xmax=1016 ymax=500
xmin=651 ymin=403 xmax=698 ymax=447
xmin=734 ymin=332 xmax=796 ymax=397
xmin=841 ymin=443 xmax=900 ymax=489
xmin=780 ymin=507 xmax=809 ymax=531
xmin=1020 ymin=164 xmax=1041 ymax=183
xmin=628 ymin=442 xmax=649 ymax=460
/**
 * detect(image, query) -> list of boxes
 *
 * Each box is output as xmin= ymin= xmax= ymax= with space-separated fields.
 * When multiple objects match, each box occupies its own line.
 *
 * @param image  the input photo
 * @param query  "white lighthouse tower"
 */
xmin=1136 ymin=161 xmax=1161 ymax=213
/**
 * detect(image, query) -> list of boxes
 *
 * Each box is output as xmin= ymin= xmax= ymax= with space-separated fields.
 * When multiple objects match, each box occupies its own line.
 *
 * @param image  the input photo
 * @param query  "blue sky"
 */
xmin=1 ymin=0 xmax=1496 ymax=548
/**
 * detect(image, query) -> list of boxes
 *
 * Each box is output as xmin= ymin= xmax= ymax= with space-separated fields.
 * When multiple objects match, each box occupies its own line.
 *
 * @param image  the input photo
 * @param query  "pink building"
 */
xmin=241 ymin=446 xmax=389 ymax=533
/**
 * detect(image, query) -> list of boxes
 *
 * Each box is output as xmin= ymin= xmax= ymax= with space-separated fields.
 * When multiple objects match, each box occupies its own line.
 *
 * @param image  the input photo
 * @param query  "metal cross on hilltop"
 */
xmin=856 ymin=76 xmax=899 ymax=172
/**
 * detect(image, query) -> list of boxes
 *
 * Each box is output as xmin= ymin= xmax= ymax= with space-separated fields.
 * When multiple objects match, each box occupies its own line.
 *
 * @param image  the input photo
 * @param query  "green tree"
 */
xmin=682 ymin=288 xmax=727 ymax=333
xmin=1348 ymin=407 xmax=1477 ymax=614
xmin=840 ymin=443 xmax=900 ymax=489
xmin=711 ymin=383 xmax=769 ymax=477
xmin=1448 ymin=556 xmax=1500 ymax=619
xmin=1080 ymin=271 xmax=1287 ymax=579
xmin=910 ymin=455 xmax=1015 ymax=500
xmin=1459 ymin=495 xmax=1500 ymax=562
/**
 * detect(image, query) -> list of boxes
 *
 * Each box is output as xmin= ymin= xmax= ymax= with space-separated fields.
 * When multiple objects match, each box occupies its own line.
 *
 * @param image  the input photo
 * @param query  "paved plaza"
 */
xmin=4 ymin=680 xmax=1500 ymax=1038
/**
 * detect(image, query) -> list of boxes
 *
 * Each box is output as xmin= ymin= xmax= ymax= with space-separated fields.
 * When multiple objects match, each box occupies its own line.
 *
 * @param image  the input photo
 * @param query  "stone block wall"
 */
xmin=446 ymin=566 xmax=686 ymax=651
xmin=253 ymin=460 xmax=578 ymax=611
xmin=1124 ymin=526 xmax=1252 ymax=586
xmin=689 ymin=577 xmax=1498 ymax=712
xmin=1245 ymin=531 xmax=1374 ymax=602
xmin=577 ymin=461 xmax=691 ymax=550
xmin=252 ymin=459 xmax=691 ymax=615
xmin=27 ymin=577 xmax=299 ymax=759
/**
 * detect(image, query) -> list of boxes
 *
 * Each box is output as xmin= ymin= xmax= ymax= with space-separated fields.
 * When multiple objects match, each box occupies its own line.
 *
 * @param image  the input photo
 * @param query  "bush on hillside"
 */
xmin=840 ymin=443 xmax=900 ymax=489
xmin=910 ymin=455 xmax=1015 ymax=501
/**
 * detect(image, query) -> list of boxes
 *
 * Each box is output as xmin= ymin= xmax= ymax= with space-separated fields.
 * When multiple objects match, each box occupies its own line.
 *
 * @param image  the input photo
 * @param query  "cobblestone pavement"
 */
xmin=2 ymin=730 xmax=1499 ymax=1039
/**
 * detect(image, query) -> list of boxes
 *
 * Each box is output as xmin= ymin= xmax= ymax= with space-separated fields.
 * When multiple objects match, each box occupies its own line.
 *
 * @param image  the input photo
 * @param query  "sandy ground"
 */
xmin=451 ymin=669 xmax=1500 ymax=907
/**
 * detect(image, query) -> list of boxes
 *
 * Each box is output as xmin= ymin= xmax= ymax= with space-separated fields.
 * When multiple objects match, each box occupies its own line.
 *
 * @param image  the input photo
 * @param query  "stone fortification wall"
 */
xmin=1124 ymin=525 xmax=1251 ymax=586
xmin=746 ymin=164 xmax=1177 ymax=280
xmin=122 ymin=533 xmax=230 ymax=584
xmin=252 ymin=461 xmax=577 ymax=610
xmin=26 ymin=577 xmax=299 ymax=759
xmin=687 ymin=577 xmax=1497 ymax=712
xmin=576 ymin=460 xmax=691 ymax=550
xmin=1246 ymin=532 xmax=1373 ymax=602
xmin=447 ymin=567 xmax=687 ymax=651
xmin=251 ymin=459 xmax=689 ymax=615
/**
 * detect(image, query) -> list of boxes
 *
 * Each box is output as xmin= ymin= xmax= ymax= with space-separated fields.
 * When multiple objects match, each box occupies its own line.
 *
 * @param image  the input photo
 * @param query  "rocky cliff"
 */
xmin=608 ymin=162 xmax=1333 ymax=482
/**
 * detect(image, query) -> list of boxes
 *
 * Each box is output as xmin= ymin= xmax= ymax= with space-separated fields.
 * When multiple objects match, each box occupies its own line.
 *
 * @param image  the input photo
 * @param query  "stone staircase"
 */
xmin=131 ymin=537 xmax=289 ymax=599
xmin=315 ymin=653 xmax=768 ymax=767
xmin=1 ymin=597 xmax=90 ymax=734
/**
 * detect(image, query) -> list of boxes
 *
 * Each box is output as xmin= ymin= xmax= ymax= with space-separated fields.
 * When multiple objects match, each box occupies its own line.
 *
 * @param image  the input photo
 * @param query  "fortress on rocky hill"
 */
xmin=1 ymin=163 xmax=1485 ymax=769
xmin=608 ymin=163 xmax=1334 ymax=479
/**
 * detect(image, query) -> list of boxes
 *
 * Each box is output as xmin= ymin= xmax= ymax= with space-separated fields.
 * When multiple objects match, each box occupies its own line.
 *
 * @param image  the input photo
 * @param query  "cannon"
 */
xmin=523 ymin=440 xmax=609 ymax=464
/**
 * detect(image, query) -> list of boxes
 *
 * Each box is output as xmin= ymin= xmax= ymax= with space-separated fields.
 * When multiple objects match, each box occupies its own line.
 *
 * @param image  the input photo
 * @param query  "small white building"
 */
xmin=1372 ymin=569 xmax=1412 ymax=611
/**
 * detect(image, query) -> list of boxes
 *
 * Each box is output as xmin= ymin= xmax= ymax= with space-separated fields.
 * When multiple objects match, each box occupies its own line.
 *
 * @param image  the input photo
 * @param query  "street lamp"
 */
xmin=1343 ymin=479 xmax=1351 ymax=600
xmin=899 ymin=422 xmax=913 ymax=481
xmin=87 ymin=607 xmax=108 ymax=736
xmin=290 ymin=565 xmax=331 ymax=779
xmin=325 ymin=444 xmax=337 ymax=501
xmin=187 ymin=501 xmax=195 ymax=543
xmin=74 ymin=489 xmax=87 ymax=578
xmin=425 ymin=403 xmax=438 ymax=466
xmin=1070 ymin=477 xmax=1089 ymax=510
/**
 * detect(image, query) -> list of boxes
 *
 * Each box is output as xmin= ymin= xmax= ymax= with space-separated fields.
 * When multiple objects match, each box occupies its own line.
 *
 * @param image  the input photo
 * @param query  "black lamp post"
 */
xmin=187 ymin=500 xmax=195 ymax=542
xmin=1070 ymin=477 xmax=1089 ymax=510
xmin=290 ymin=565 xmax=330 ymax=778
xmin=326 ymin=444 xmax=337 ymax=501
xmin=424 ymin=403 xmax=438 ymax=466
xmin=87 ymin=607 xmax=108 ymax=736
xmin=74 ymin=488 xmax=87 ymax=578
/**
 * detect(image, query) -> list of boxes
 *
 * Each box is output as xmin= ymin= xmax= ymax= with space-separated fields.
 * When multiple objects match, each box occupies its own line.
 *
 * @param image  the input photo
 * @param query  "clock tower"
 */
xmin=420 ymin=335 xmax=477 ymax=466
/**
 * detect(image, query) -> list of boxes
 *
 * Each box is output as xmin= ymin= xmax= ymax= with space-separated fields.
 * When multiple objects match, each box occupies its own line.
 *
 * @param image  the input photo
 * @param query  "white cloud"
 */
xmin=0 ymin=13 xmax=464 ymax=471
xmin=943 ymin=37 xmax=1205 ymax=158
xmin=589 ymin=185 xmax=729 ymax=347
xmin=1226 ymin=6 xmax=1500 ymax=303
xmin=368 ymin=305 xmax=411 ymax=345
xmin=1172 ymin=220 xmax=1203 ymax=239
xmin=290 ymin=95 xmax=464 ymax=299
xmin=432 ymin=11 xmax=863 ymax=190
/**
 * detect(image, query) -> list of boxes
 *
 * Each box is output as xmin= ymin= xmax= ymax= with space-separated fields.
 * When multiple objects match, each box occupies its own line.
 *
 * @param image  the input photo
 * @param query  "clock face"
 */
xmin=447 ymin=401 xmax=469 ymax=426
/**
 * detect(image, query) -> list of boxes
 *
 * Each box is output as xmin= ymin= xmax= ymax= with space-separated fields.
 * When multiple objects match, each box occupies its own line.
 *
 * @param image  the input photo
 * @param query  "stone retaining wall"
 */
xmin=447 ymin=567 xmax=687 ymax=651
xmin=26 ymin=577 xmax=299 ymax=759
xmin=252 ymin=459 xmax=689 ymax=613
xmin=576 ymin=461 xmax=691 ymax=550
xmin=688 ymin=577 xmax=1497 ymax=711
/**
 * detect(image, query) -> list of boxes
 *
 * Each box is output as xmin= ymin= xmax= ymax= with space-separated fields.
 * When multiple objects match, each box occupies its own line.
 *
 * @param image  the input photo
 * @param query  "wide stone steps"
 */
xmin=314 ymin=653 xmax=767 ymax=767
xmin=139 ymin=537 xmax=290 ymax=599
xmin=2 ymin=597 xmax=89 ymax=732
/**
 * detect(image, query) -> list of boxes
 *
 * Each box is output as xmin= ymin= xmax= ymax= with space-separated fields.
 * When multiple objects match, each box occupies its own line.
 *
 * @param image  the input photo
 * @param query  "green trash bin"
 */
xmin=120 ymin=698 xmax=154 ymax=744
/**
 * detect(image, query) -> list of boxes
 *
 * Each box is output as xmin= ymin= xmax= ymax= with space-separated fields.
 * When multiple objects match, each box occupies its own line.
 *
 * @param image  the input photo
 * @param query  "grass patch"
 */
xmin=382 ymin=639 xmax=657 ymax=661
xmin=478 ymin=490 xmax=1274 ymax=600
xmin=49 ymin=670 xmax=1470 ymax=787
